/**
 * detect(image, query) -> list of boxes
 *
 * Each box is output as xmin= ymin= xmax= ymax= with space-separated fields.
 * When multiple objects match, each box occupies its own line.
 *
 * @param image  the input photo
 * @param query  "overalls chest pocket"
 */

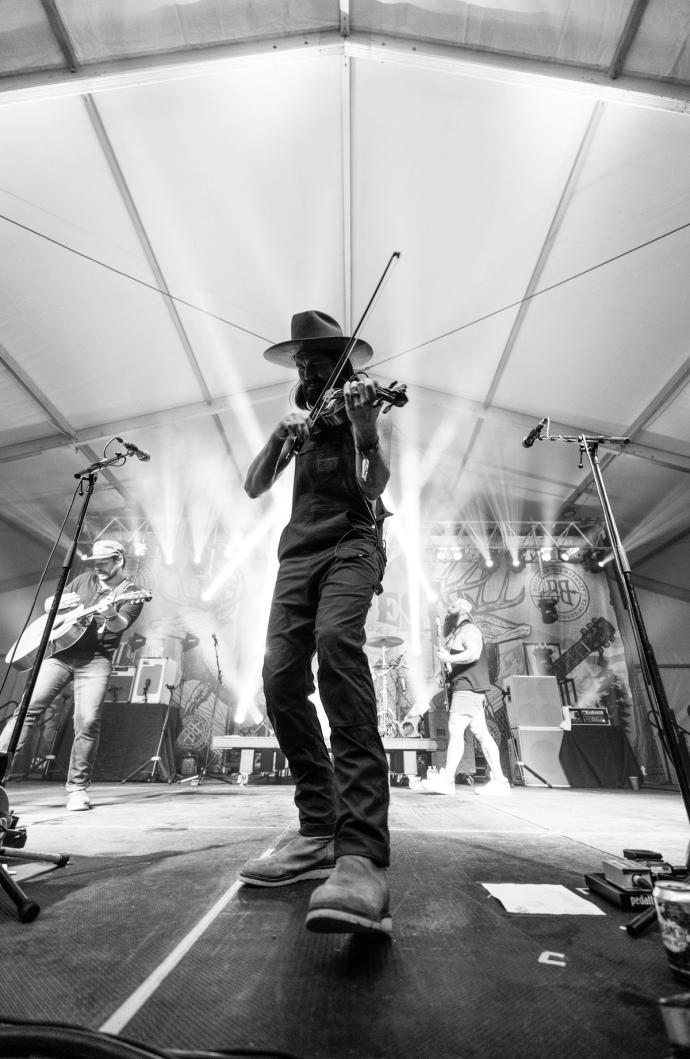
xmin=301 ymin=438 xmax=345 ymax=485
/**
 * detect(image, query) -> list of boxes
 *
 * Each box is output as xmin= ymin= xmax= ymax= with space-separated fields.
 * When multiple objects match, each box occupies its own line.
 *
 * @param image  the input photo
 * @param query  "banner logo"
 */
xmin=529 ymin=564 xmax=589 ymax=622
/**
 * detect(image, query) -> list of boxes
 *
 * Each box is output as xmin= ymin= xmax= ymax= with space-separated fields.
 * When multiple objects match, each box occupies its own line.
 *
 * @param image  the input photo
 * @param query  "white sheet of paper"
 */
xmin=481 ymin=883 xmax=605 ymax=915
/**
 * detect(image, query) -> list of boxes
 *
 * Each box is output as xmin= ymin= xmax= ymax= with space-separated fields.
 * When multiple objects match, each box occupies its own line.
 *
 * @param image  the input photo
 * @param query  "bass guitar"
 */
xmin=5 ymin=589 xmax=152 ymax=671
xmin=435 ymin=616 xmax=453 ymax=709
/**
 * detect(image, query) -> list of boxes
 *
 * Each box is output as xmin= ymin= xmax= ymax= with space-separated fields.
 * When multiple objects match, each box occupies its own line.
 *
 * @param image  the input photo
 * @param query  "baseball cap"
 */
xmin=82 ymin=539 xmax=125 ymax=562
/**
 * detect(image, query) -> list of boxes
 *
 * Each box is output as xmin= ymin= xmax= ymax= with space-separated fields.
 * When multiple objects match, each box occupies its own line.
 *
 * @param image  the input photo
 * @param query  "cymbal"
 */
xmin=368 ymin=636 xmax=404 ymax=648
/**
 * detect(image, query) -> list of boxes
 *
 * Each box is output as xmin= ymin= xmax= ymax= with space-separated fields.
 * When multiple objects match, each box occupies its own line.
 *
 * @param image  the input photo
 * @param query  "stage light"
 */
xmin=435 ymin=547 xmax=449 ymax=561
xmin=583 ymin=548 xmax=607 ymax=573
xmin=559 ymin=546 xmax=582 ymax=563
xmin=133 ymin=540 xmax=147 ymax=557
xmin=480 ymin=552 xmax=494 ymax=570
xmin=538 ymin=595 xmax=559 ymax=624
xmin=540 ymin=546 xmax=554 ymax=562
xmin=450 ymin=546 xmax=464 ymax=561
xmin=510 ymin=550 xmax=526 ymax=571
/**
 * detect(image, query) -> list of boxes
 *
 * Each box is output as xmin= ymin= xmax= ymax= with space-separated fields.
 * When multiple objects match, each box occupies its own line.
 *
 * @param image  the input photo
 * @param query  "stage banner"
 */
xmin=366 ymin=552 xmax=651 ymax=772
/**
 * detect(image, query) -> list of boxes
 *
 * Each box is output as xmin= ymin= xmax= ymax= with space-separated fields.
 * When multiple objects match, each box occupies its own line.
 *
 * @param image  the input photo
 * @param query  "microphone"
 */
xmin=211 ymin=633 xmax=218 ymax=645
xmin=116 ymin=436 xmax=151 ymax=462
xmin=522 ymin=417 xmax=547 ymax=449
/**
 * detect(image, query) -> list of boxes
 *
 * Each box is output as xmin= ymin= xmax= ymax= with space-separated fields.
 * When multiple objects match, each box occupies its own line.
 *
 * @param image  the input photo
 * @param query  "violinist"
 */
xmin=240 ymin=309 xmax=394 ymax=936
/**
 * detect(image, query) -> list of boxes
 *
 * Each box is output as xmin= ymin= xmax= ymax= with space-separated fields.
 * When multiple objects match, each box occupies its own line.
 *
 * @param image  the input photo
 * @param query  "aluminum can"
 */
xmin=654 ymin=881 xmax=690 ymax=981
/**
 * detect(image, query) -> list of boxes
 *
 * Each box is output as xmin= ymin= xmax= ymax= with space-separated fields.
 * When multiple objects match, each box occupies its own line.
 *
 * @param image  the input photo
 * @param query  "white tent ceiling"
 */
xmin=1 ymin=0 xmax=689 ymax=623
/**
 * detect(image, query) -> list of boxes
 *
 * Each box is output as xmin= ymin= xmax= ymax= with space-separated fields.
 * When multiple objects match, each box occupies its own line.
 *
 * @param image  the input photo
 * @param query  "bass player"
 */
xmin=0 ymin=539 xmax=149 ymax=810
xmin=420 ymin=596 xmax=510 ymax=797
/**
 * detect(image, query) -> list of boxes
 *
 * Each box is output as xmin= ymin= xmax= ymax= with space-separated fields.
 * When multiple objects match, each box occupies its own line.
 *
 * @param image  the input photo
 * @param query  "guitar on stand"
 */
xmin=369 ymin=636 xmax=406 ymax=737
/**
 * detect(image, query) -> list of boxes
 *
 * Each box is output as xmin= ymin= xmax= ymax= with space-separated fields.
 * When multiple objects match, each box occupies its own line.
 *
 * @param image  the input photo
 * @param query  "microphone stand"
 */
xmin=533 ymin=426 xmax=690 ymax=835
xmin=0 ymin=451 xmax=132 ymax=921
xmin=120 ymin=681 xmax=177 ymax=785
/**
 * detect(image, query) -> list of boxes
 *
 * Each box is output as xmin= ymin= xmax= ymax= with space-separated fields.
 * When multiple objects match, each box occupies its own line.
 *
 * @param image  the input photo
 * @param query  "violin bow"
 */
xmin=275 ymin=250 xmax=401 ymax=474
xmin=308 ymin=250 xmax=401 ymax=422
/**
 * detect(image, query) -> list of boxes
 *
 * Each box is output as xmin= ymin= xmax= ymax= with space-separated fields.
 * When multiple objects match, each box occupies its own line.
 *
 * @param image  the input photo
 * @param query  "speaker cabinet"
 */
xmin=131 ymin=657 xmax=178 ymax=704
xmin=509 ymin=726 xmax=570 ymax=787
xmin=103 ymin=666 xmax=135 ymax=703
xmin=504 ymin=676 xmax=562 ymax=728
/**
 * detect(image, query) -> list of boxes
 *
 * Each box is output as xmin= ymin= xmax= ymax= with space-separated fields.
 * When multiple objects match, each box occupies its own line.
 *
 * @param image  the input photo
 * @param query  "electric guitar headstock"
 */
xmin=580 ymin=617 xmax=616 ymax=652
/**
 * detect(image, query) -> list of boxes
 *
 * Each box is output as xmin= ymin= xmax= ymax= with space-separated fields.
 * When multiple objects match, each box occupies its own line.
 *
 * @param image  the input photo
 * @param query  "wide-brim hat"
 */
xmin=83 ymin=539 xmax=125 ymax=562
xmin=263 ymin=310 xmax=373 ymax=368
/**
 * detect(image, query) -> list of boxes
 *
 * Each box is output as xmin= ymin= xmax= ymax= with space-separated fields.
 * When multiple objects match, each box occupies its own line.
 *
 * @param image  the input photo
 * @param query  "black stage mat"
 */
xmin=0 ymin=789 xmax=677 ymax=1059
xmin=113 ymin=831 xmax=673 ymax=1059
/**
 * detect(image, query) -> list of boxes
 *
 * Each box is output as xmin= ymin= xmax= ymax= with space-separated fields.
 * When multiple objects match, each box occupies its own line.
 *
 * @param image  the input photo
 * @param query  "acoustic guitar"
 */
xmin=5 ymin=590 xmax=152 ymax=671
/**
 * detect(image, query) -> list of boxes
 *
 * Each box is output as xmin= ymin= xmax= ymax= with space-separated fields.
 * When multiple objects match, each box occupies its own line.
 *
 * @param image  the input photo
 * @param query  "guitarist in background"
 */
xmin=420 ymin=596 xmax=510 ymax=797
xmin=0 ymin=539 xmax=147 ymax=811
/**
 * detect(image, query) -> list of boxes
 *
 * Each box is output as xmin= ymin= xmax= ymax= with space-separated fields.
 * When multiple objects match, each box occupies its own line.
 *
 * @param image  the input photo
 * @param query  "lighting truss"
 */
xmin=427 ymin=520 xmax=606 ymax=568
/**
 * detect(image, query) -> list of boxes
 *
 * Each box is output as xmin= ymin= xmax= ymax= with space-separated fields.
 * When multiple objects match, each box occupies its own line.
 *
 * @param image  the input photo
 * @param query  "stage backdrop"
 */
xmin=363 ymin=550 xmax=665 ymax=783
xmin=13 ymin=538 xmax=666 ymax=784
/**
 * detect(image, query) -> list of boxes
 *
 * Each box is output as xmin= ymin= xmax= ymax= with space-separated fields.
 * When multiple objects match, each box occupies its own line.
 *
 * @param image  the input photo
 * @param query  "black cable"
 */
xmin=0 ymin=213 xmax=271 ymax=346
xmin=0 ymin=1023 xmax=170 ymax=1058
xmin=372 ymin=219 xmax=690 ymax=368
xmin=0 ymin=1018 xmax=302 ymax=1059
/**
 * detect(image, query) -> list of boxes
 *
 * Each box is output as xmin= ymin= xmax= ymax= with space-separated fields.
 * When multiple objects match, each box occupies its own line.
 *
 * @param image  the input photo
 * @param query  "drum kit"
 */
xmin=368 ymin=635 xmax=408 ymax=737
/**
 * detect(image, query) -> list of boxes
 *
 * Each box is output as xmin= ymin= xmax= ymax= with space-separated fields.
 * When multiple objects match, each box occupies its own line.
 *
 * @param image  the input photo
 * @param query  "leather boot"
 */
xmin=239 ymin=833 xmax=335 ymax=887
xmin=305 ymin=854 xmax=392 ymax=934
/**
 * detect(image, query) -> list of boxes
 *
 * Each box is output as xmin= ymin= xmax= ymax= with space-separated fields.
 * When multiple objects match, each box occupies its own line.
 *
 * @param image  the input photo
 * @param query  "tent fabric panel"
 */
xmin=91 ymin=57 xmax=347 ymax=397
xmin=0 ymin=0 xmax=66 ymax=76
xmin=352 ymin=0 xmax=634 ymax=70
xmin=626 ymin=0 xmax=690 ymax=83
xmin=57 ymin=0 xmax=340 ymax=65
xmin=349 ymin=57 xmax=596 ymax=400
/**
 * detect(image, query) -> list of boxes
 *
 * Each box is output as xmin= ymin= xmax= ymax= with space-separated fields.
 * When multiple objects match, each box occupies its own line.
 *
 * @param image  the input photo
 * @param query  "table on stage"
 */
xmin=558 ymin=725 xmax=643 ymax=788
xmin=212 ymin=734 xmax=444 ymax=779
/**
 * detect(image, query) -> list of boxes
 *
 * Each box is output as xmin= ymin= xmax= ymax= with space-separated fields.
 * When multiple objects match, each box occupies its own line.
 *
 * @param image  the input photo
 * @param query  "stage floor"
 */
xmin=1 ymin=780 xmax=688 ymax=1059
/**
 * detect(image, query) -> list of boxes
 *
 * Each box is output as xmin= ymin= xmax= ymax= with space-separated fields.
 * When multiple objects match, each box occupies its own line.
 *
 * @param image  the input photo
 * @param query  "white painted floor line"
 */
xmin=98 ymin=877 xmax=244 ymax=1036
xmin=389 ymin=827 xmax=549 ymax=834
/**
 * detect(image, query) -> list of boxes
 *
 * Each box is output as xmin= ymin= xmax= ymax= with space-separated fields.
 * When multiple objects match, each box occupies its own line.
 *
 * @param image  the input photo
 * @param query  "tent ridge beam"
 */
xmin=1 ymin=383 xmax=687 ymax=472
xmin=0 ymin=384 xmax=291 ymax=464
xmin=2 ymin=32 xmax=690 ymax=114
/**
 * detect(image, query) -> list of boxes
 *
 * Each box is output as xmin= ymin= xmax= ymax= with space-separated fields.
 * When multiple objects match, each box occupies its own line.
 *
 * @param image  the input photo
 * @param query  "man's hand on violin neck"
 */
xmin=343 ymin=377 xmax=379 ymax=434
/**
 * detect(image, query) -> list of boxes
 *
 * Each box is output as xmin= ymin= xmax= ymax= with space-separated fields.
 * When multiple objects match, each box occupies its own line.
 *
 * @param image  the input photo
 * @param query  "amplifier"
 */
xmin=569 ymin=707 xmax=610 ymax=725
xmin=103 ymin=666 xmax=135 ymax=703
xmin=131 ymin=657 xmax=177 ymax=704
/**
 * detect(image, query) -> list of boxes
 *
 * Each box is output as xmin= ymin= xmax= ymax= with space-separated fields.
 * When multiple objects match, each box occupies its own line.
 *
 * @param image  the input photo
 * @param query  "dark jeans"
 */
xmin=262 ymin=545 xmax=390 ymax=867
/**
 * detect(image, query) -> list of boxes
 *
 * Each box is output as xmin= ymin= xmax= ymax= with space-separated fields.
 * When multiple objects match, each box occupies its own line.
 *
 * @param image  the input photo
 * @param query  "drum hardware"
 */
xmin=369 ymin=637 xmax=406 ymax=737
xmin=368 ymin=636 xmax=404 ymax=649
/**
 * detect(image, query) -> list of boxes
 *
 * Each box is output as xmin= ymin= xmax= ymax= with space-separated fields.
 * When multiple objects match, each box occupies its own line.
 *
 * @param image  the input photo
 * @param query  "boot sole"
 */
xmin=305 ymin=907 xmax=393 ymax=935
xmin=238 ymin=866 xmax=335 ymax=888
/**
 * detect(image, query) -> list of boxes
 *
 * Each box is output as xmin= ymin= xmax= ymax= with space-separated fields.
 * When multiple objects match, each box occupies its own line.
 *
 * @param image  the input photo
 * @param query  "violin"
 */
xmin=315 ymin=379 xmax=409 ymax=429
xmin=274 ymin=378 xmax=408 ymax=475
